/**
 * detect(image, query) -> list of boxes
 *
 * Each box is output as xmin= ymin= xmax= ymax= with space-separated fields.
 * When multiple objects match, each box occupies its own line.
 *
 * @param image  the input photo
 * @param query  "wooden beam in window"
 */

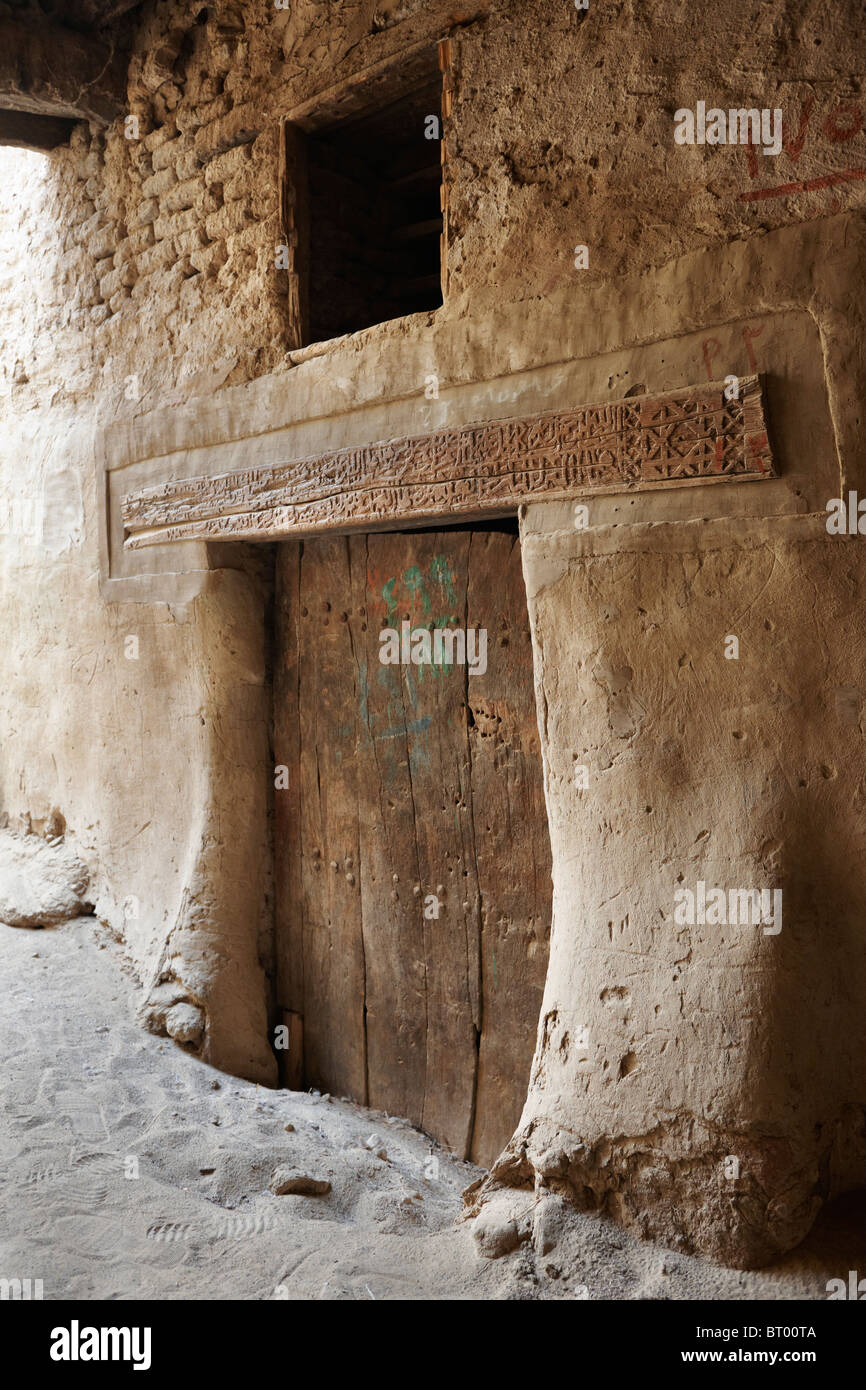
xmin=279 ymin=119 xmax=310 ymax=352
xmin=285 ymin=39 xmax=446 ymax=134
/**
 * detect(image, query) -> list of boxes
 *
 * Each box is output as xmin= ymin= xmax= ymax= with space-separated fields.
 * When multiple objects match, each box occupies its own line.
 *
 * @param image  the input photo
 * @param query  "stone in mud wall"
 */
xmin=0 ymin=830 xmax=91 ymax=928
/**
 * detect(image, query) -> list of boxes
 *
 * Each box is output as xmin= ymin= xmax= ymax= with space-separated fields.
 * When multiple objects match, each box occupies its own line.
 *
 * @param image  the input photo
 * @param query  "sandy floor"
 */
xmin=1 ymin=916 xmax=863 ymax=1301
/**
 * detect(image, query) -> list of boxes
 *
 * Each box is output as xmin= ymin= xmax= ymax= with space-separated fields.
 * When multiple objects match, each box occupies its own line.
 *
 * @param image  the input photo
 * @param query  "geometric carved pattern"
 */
xmin=122 ymin=375 xmax=774 ymax=548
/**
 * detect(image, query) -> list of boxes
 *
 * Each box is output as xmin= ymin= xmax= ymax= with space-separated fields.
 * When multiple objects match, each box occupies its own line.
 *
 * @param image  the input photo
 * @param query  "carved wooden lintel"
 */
xmin=122 ymin=375 xmax=775 ymax=548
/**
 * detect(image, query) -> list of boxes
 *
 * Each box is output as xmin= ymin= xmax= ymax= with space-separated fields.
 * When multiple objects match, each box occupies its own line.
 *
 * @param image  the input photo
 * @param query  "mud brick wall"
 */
xmin=8 ymin=0 xmax=866 ymax=408
xmin=52 ymin=3 xmax=285 ymax=400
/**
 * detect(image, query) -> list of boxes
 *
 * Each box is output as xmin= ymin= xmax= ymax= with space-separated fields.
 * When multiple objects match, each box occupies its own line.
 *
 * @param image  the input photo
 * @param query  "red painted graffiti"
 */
xmin=700 ymin=325 xmax=768 ymax=383
xmin=741 ymin=96 xmax=866 ymax=202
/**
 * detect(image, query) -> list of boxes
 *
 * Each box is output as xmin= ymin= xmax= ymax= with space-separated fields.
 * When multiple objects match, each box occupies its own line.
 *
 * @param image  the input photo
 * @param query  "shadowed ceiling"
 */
xmin=0 ymin=0 xmax=146 ymax=149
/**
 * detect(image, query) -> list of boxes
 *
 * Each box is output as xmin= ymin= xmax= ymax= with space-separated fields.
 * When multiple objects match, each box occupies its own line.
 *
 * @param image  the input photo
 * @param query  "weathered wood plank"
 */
xmin=291 ymin=537 xmax=368 ymax=1099
xmin=122 ymin=376 xmax=775 ymax=549
xmin=351 ymin=532 xmax=428 ymax=1129
xmin=283 ymin=38 xmax=447 ymax=133
xmin=356 ymin=532 xmax=481 ymax=1152
xmin=279 ymin=120 xmax=309 ymax=352
xmin=466 ymin=531 xmax=552 ymax=1165
xmin=274 ymin=544 xmax=305 ymax=1081
xmin=439 ymin=36 xmax=452 ymax=300
xmin=277 ymin=1010 xmax=304 ymax=1091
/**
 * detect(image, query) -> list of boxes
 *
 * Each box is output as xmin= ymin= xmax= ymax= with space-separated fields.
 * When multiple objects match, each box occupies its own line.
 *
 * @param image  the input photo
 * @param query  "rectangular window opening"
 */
xmin=282 ymin=46 xmax=447 ymax=348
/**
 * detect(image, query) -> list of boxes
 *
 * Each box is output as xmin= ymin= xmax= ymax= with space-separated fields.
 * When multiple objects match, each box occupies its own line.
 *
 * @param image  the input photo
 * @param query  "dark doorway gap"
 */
xmin=396 ymin=516 xmax=520 ymax=536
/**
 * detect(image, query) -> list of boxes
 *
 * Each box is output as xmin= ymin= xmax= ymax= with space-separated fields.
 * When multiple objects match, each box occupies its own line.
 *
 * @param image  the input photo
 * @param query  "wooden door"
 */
xmin=274 ymin=527 xmax=551 ymax=1165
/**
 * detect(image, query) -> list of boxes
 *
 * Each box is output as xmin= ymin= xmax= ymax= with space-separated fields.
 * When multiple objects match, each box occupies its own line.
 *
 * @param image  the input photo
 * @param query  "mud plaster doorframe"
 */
xmin=117 ymin=375 xmax=775 ymax=1111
